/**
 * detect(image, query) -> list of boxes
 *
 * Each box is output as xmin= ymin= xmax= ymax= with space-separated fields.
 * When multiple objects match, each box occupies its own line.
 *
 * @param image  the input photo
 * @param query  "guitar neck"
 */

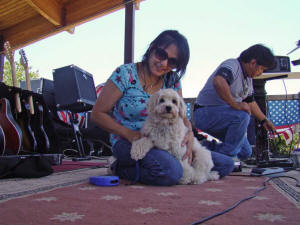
xmin=24 ymin=68 xmax=34 ymax=115
xmin=4 ymin=41 xmax=22 ymax=113
xmin=10 ymin=61 xmax=22 ymax=113
xmin=19 ymin=49 xmax=34 ymax=115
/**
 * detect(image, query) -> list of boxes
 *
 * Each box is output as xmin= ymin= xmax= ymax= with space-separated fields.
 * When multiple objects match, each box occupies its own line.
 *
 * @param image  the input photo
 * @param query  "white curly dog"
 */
xmin=131 ymin=88 xmax=219 ymax=184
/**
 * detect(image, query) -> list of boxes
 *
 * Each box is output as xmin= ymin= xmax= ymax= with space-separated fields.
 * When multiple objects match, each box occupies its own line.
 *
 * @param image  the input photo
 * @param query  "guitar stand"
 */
xmin=253 ymin=78 xmax=294 ymax=169
xmin=256 ymin=146 xmax=294 ymax=168
xmin=70 ymin=112 xmax=91 ymax=161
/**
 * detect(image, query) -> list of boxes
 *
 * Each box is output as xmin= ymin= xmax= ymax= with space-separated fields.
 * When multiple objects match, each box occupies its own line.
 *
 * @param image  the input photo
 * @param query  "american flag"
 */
xmin=267 ymin=99 xmax=299 ymax=127
xmin=267 ymin=99 xmax=299 ymax=144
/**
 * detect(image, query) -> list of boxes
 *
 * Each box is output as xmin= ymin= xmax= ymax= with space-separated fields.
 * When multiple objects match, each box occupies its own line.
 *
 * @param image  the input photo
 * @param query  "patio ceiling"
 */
xmin=0 ymin=0 xmax=143 ymax=52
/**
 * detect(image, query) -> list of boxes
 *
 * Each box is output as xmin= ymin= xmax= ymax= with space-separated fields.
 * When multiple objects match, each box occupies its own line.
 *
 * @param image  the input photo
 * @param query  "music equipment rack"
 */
xmin=0 ymin=82 xmax=57 ymax=155
xmin=1 ymin=63 xmax=109 ymax=160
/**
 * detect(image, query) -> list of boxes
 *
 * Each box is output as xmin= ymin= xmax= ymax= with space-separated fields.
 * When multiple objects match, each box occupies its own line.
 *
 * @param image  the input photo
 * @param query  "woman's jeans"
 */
xmin=193 ymin=105 xmax=252 ymax=160
xmin=112 ymin=139 xmax=234 ymax=186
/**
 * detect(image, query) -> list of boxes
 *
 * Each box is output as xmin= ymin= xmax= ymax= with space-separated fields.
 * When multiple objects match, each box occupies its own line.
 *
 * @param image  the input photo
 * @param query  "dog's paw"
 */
xmin=130 ymin=137 xmax=152 ymax=160
xmin=131 ymin=144 xmax=146 ymax=160
xmin=179 ymin=176 xmax=194 ymax=185
xmin=192 ymin=174 xmax=208 ymax=184
xmin=208 ymin=171 xmax=220 ymax=180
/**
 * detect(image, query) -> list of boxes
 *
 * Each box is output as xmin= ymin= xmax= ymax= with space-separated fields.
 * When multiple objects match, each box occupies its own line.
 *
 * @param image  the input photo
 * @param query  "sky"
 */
xmin=18 ymin=0 xmax=300 ymax=98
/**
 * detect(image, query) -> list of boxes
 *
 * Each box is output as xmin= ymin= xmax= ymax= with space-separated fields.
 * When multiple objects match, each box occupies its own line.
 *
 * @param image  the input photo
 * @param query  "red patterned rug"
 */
xmin=0 ymin=167 xmax=299 ymax=225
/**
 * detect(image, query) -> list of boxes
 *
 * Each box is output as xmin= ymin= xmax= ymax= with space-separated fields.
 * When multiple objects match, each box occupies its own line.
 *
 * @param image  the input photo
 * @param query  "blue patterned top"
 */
xmin=109 ymin=63 xmax=181 ymax=146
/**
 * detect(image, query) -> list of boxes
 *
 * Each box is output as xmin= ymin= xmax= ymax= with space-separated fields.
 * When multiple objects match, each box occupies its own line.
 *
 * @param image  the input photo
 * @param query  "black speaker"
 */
xmin=20 ymin=78 xmax=56 ymax=110
xmin=264 ymin=56 xmax=291 ymax=73
xmin=53 ymin=65 xmax=97 ymax=112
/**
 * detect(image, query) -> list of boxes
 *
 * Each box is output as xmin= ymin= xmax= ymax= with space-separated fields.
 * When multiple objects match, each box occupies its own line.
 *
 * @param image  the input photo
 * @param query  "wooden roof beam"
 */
xmin=135 ymin=0 xmax=141 ymax=10
xmin=24 ymin=0 xmax=63 ymax=27
xmin=65 ymin=0 xmax=125 ymax=27
xmin=1 ymin=15 xmax=58 ymax=51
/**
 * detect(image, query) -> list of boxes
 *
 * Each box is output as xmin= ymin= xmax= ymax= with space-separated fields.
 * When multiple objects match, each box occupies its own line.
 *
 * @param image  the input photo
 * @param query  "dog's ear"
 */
xmin=178 ymin=95 xmax=187 ymax=118
xmin=147 ymin=90 xmax=161 ymax=114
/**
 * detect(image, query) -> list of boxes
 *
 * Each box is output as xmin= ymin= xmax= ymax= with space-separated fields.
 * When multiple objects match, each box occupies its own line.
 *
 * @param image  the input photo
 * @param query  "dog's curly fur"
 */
xmin=131 ymin=89 xmax=219 ymax=184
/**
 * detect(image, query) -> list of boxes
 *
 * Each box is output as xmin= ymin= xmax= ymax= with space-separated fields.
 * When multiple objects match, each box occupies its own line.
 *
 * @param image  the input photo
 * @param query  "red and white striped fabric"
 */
xmin=270 ymin=124 xmax=299 ymax=145
xmin=56 ymin=83 xmax=106 ymax=127
xmin=57 ymin=110 xmax=86 ymax=127
xmin=96 ymin=83 xmax=105 ymax=97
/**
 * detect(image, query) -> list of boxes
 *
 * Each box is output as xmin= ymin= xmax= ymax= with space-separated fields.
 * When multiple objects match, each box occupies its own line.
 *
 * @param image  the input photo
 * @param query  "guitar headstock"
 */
xmin=3 ymin=41 xmax=14 ymax=64
xmin=19 ymin=49 xmax=28 ymax=69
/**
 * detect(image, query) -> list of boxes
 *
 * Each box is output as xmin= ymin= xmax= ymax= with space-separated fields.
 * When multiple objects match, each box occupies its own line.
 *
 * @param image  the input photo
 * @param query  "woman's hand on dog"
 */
xmin=181 ymin=130 xmax=194 ymax=164
xmin=127 ymin=130 xmax=142 ymax=143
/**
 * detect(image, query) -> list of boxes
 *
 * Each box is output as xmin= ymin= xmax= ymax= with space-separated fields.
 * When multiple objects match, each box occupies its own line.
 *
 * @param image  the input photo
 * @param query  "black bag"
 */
xmin=0 ymin=156 xmax=53 ymax=179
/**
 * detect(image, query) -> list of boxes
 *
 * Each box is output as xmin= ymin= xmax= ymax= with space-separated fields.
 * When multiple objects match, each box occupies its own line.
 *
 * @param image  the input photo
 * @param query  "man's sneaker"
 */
xmin=233 ymin=157 xmax=242 ymax=172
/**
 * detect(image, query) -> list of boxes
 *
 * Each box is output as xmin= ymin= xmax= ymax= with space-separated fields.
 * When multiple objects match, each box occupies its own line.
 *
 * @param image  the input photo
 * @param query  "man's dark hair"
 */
xmin=239 ymin=44 xmax=275 ymax=69
xmin=142 ymin=30 xmax=190 ymax=87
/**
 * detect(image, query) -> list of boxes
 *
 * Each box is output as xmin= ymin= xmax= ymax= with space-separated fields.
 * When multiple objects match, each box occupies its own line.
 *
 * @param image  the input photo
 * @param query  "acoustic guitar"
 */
xmin=0 ymin=98 xmax=22 ymax=155
xmin=3 ymin=41 xmax=22 ymax=113
xmin=2 ymin=41 xmax=23 ymax=154
xmin=19 ymin=49 xmax=38 ymax=152
xmin=0 ymin=126 xmax=6 ymax=155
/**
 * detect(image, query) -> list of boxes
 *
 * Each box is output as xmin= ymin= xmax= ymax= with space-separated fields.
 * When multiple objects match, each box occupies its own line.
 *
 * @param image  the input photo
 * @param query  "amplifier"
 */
xmin=53 ymin=65 xmax=97 ymax=112
xmin=20 ymin=78 xmax=56 ymax=110
xmin=264 ymin=56 xmax=291 ymax=73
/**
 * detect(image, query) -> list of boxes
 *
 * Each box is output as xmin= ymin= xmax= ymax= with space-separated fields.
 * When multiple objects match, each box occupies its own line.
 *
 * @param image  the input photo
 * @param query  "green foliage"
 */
xmin=3 ymin=60 xmax=40 ymax=86
xmin=270 ymin=133 xmax=299 ymax=156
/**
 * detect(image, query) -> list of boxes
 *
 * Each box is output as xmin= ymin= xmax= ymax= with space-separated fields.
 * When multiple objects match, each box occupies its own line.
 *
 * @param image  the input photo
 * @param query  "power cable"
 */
xmin=190 ymin=175 xmax=300 ymax=225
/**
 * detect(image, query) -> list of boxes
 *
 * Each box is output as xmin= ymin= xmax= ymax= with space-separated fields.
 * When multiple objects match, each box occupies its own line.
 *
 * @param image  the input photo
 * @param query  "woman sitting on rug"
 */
xmin=91 ymin=30 xmax=234 ymax=186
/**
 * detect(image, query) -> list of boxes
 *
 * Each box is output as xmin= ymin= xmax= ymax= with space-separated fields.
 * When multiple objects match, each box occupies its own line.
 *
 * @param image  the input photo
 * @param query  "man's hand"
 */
xmin=213 ymin=76 xmax=251 ymax=114
xmin=234 ymin=102 xmax=251 ymax=114
xmin=182 ymin=130 xmax=194 ymax=164
xmin=263 ymin=119 xmax=277 ymax=134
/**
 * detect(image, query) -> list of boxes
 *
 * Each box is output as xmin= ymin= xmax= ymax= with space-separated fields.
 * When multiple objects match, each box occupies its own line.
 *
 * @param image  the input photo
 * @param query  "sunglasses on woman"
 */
xmin=154 ymin=48 xmax=178 ymax=69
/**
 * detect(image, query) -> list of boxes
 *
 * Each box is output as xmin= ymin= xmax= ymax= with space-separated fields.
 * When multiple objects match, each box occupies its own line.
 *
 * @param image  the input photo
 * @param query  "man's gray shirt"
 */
xmin=196 ymin=58 xmax=253 ymax=106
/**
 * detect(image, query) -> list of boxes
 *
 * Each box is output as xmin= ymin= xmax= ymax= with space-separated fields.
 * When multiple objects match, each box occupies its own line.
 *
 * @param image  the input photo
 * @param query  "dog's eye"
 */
xmin=172 ymin=99 xmax=177 ymax=105
xmin=159 ymin=98 xmax=165 ymax=103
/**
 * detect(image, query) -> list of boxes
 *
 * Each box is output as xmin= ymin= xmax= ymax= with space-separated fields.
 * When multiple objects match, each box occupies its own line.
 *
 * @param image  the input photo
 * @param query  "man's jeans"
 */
xmin=112 ymin=139 xmax=234 ymax=186
xmin=194 ymin=105 xmax=252 ymax=160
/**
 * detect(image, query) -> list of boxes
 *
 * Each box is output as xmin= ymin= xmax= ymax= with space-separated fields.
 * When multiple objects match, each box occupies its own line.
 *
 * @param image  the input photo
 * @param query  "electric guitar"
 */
xmin=2 ymin=41 xmax=23 ymax=154
xmin=32 ymin=102 xmax=50 ymax=153
xmin=18 ymin=50 xmax=50 ymax=153
xmin=19 ymin=49 xmax=38 ymax=152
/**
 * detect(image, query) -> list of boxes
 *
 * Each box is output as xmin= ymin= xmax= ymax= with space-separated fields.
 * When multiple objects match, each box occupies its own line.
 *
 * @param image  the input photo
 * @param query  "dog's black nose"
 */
xmin=166 ymin=106 xmax=171 ymax=113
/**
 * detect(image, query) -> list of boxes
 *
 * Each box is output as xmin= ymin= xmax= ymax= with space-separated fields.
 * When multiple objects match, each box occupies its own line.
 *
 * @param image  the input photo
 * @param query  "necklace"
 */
xmin=143 ymin=73 xmax=162 ymax=91
xmin=139 ymin=63 xmax=162 ymax=91
xmin=143 ymin=76 xmax=162 ymax=90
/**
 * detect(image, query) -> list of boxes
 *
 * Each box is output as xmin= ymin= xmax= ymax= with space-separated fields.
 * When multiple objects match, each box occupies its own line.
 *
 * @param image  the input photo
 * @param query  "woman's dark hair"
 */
xmin=142 ymin=30 xmax=190 ymax=87
xmin=239 ymin=44 xmax=275 ymax=69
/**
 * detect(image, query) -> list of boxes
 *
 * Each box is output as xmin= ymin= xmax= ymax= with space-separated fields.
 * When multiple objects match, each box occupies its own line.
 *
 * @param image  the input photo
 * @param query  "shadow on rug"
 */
xmin=52 ymin=160 xmax=108 ymax=173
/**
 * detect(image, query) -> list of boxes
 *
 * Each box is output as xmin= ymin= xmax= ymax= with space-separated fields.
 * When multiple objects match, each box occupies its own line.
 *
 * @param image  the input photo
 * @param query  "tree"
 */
xmin=3 ymin=60 xmax=40 ymax=86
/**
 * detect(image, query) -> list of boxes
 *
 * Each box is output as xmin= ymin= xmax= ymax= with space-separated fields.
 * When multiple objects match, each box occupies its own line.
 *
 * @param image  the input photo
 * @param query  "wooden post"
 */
xmin=124 ymin=0 xmax=135 ymax=64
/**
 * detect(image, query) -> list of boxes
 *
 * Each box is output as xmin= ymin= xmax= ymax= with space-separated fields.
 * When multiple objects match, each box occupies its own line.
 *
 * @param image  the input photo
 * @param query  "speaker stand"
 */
xmin=70 ymin=112 xmax=91 ymax=161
